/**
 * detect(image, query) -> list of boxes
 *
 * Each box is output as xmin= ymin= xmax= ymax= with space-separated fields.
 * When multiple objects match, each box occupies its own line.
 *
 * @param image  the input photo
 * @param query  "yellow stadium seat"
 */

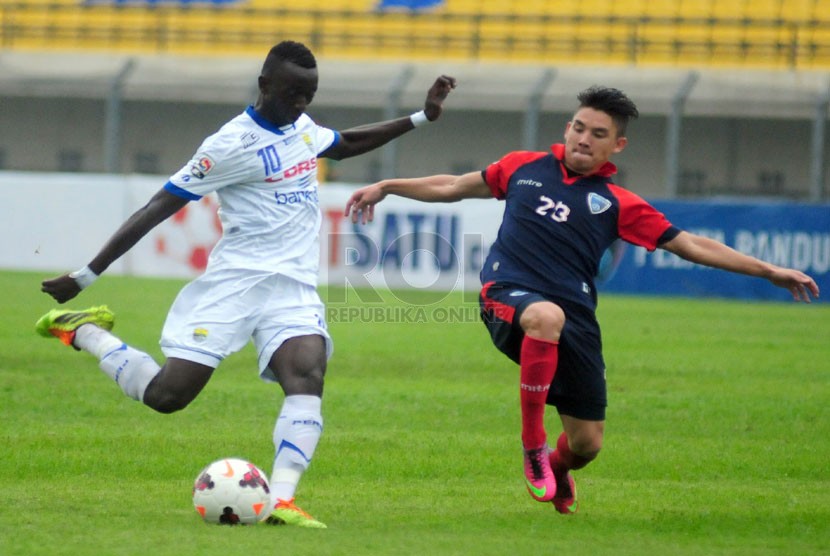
xmin=710 ymin=0 xmax=746 ymax=20
xmin=572 ymin=0 xmax=615 ymax=19
xmin=634 ymin=0 xmax=679 ymax=19
xmin=748 ymin=0 xmax=784 ymax=21
xmin=795 ymin=22 xmax=830 ymax=68
xmin=813 ymin=0 xmax=830 ymax=23
xmin=678 ymin=0 xmax=715 ymax=19
xmin=635 ymin=22 xmax=684 ymax=66
xmin=574 ymin=19 xmax=632 ymax=64
xmin=246 ymin=0 xmax=374 ymax=10
xmin=441 ymin=0 xmax=482 ymax=15
xmin=0 ymin=0 xmax=827 ymax=69
xmin=608 ymin=0 xmax=647 ymax=19
xmin=779 ymin=0 xmax=814 ymax=22
xmin=418 ymin=17 xmax=476 ymax=59
xmin=477 ymin=0 xmax=508 ymax=14
xmin=509 ymin=0 xmax=562 ymax=16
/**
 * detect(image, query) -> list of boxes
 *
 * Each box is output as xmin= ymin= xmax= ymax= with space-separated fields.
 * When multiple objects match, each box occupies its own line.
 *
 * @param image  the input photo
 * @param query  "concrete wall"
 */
xmin=0 ymin=96 xmax=825 ymax=199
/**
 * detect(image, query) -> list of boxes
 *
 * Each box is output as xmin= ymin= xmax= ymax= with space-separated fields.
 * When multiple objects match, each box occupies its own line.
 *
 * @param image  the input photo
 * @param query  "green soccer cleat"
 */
xmin=264 ymin=498 xmax=327 ymax=529
xmin=35 ymin=305 xmax=115 ymax=348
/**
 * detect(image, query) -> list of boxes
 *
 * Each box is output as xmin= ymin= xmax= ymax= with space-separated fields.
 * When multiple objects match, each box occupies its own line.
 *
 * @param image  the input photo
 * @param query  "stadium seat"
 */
xmin=1 ymin=0 xmax=828 ymax=69
xmin=676 ymin=0 xmax=714 ymax=20
xmin=246 ymin=0 xmax=374 ymax=9
xmin=813 ymin=0 xmax=830 ymax=23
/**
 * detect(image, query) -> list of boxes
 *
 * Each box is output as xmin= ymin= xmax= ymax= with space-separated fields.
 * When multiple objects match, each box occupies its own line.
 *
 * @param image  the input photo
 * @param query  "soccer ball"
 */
xmin=192 ymin=458 xmax=272 ymax=525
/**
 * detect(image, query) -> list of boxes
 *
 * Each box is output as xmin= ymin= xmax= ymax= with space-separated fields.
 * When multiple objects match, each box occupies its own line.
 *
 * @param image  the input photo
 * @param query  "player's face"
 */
xmin=563 ymin=107 xmax=627 ymax=175
xmin=258 ymin=61 xmax=319 ymax=126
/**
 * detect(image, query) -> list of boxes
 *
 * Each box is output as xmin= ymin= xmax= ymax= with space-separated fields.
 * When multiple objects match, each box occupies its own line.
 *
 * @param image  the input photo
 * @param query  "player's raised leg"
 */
xmin=35 ymin=305 xmax=213 ymax=412
xmin=36 ymin=305 xmax=161 ymax=402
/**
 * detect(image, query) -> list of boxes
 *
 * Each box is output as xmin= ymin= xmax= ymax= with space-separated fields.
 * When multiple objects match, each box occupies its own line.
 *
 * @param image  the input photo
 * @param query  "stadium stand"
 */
xmin=0 ymin=0 xmax=828 ymax=69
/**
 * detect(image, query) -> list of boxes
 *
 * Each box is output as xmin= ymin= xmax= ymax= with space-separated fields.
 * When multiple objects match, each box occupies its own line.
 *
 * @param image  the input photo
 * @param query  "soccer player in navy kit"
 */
xmin=36 ymin=41 xmax=456 ymax=528
xmin=345 ymin=86 xmax=819 ymax=513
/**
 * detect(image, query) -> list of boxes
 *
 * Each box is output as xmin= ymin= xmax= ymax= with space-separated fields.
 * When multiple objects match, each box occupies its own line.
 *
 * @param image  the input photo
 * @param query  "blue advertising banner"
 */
xmin=599 ymin=200 xmax=830 ymax=302
xmin=376 ymin=0 xmax=444 ymax=10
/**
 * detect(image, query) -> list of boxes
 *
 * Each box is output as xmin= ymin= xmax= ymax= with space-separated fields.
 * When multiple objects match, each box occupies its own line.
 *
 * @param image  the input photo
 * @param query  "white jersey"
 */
xmin=166 ymin=106 xmax=338 ymax=286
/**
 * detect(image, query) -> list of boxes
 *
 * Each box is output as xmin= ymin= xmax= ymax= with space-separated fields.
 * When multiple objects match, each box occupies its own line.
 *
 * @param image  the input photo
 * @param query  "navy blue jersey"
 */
xmin=481 ymin=144 xmax=678 ymax=310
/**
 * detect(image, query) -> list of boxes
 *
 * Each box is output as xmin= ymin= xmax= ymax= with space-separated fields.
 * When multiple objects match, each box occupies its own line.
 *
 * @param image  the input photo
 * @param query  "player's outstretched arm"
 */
xmin=322 ymin=75 xmax=456 ymax=161
xmin=660 ymin=231 xmax=820 ymax=303
xmin=345 ymin=171 xmax=490 ymax=224
xmin=41 ymin=187 xmax=189 ymax=303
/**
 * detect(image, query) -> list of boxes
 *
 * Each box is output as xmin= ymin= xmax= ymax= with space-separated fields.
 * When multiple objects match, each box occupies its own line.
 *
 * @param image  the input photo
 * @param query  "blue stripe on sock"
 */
xmin=275 ymin=439 xmax=311 ymax=464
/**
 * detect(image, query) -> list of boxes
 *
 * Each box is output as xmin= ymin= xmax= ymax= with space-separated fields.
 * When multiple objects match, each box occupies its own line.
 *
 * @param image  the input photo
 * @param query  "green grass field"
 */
xmin=2 ymin=270 xmax=828 ymax=556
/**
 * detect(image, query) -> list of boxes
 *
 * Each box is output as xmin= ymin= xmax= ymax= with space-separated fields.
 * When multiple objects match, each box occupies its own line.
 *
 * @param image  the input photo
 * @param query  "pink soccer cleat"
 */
xmin=523 ymin=445 xmax=557 ymax=502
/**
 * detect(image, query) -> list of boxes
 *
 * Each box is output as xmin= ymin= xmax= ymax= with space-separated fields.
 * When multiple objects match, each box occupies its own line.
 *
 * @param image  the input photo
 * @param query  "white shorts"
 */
xmin=160 ymin=270 xmax=332 ymax=381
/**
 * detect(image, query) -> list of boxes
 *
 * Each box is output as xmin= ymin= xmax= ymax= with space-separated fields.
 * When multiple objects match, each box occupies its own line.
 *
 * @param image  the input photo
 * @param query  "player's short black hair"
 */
xmin=262 ymin=41 xmax=317 ymax=75
xmin=577 ymin=86 xmax=639 ymax=136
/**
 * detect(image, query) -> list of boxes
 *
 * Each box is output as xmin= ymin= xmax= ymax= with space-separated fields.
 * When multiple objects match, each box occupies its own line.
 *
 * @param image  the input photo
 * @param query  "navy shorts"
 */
xmin=479 ymin=281 xmax=607 ymax=421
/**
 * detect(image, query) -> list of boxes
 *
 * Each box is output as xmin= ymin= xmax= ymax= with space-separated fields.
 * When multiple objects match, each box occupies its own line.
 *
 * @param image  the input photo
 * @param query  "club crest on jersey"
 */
xmin=587 ymin=192 xmax=612 ymax=214
xmin=301 ymin=133 xmax=314 ymax=153
xmin=190 ymin=155 xmax=216 ymax=179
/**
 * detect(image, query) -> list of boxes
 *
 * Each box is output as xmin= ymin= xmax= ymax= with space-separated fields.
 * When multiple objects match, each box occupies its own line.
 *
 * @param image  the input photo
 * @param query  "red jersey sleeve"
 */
xmin=483 ymin=151 xmax=548 ymax=200
xmin=609 ymin=184 xmax=674 ymax=251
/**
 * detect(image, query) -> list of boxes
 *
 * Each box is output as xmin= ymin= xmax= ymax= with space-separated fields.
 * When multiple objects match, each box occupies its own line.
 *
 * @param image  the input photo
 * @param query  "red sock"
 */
xmin=550 ymin=432 xmax=593 ymax=475
xmin=519 ymin=335 xmax=558 ymax=449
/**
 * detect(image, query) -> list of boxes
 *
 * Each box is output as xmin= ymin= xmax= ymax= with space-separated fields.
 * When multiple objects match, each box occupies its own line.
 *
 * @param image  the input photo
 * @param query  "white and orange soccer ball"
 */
xmin=192 ymin=458 xmax=271 ymax=525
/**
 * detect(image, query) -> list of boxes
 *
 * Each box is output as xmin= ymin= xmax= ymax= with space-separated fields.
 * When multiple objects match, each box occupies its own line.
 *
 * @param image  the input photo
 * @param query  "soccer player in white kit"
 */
xmin=37 ymin=41 xmax=456 ymax=528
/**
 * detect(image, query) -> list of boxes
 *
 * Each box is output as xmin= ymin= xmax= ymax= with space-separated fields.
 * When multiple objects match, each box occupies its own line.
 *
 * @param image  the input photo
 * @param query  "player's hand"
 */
xmin=423 ymin=75 xmax=457 ymax=122
xmin=345 ymin=183 xmax=386 ymax=224
xmin=768 ymin=267 xmax=820 ymax=303
xmin=41 ymin=274 xmax=82 ymax=304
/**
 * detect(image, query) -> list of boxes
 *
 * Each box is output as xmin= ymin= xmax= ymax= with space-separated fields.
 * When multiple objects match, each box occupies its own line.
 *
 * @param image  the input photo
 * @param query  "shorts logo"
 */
xmin=193 ymin=327 xmax=209 ymax=342
xmin=588 ymin=192 xmax=612 ymax=214
xmin=190 ymin=155 xmax=216 ymax=179
xmin=509 ymin=290 xmax=529 ymax=297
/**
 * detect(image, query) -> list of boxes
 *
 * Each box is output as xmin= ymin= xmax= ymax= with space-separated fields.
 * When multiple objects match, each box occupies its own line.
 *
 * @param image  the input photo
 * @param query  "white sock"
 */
xmin=74 ymin=324 xmax=161 ymax=402
xmin=74 ymin=323 xmax=123 ymax=359
xmin=270 ymin=395 xmax=323 ymax=506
